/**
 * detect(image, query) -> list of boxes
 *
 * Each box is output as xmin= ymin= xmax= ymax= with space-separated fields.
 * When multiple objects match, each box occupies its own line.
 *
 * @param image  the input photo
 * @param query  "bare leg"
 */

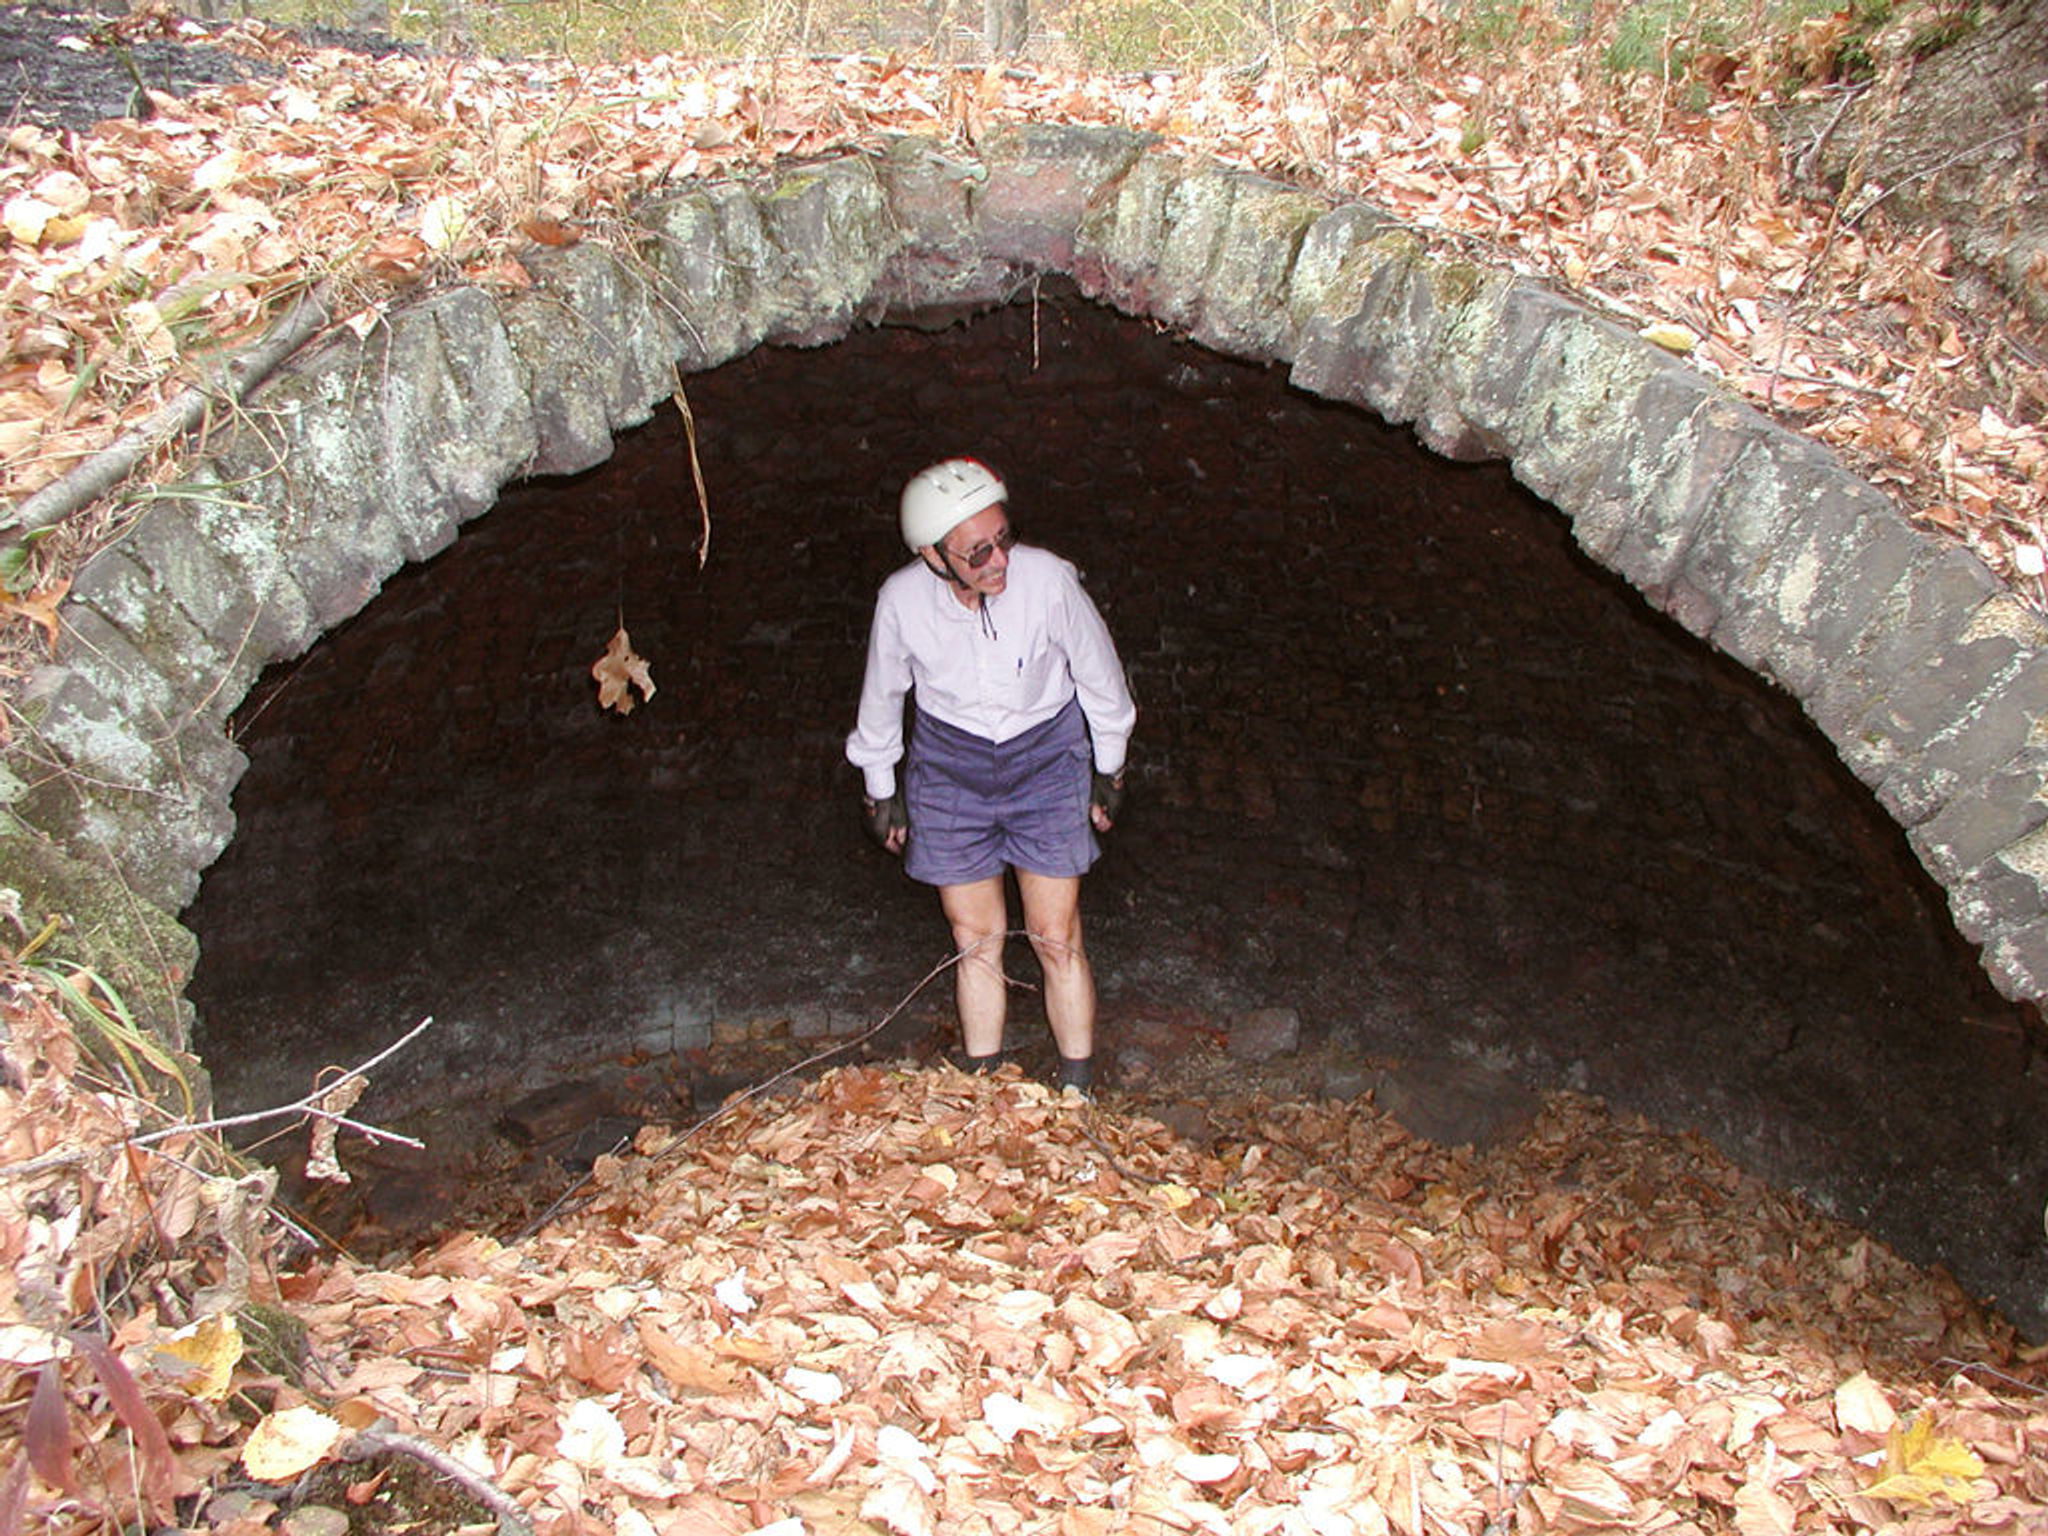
xmin=938 ymin=876 xmax=1009 ymax=1057
xmin=1016 ymin=870 xmax=1093 ymax=1064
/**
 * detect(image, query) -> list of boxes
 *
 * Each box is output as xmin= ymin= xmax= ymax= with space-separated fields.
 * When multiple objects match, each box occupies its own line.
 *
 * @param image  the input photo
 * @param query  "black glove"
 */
xmin=863 ymin=791 xmax=907 ymax=850
xmin=1090 ymin=770 xmax=1125 ymax=826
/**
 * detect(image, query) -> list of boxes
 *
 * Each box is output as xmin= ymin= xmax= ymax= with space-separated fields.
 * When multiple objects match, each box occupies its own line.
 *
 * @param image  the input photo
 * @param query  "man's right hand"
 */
xmin=863 ymin=792 xmax=908 ymax=855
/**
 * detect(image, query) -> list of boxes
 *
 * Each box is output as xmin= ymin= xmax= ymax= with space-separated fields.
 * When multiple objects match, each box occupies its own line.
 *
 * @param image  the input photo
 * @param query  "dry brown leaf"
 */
xmin=1548 ymin=1459 xmax=1638 ymax=1521
xmin=637 ymin=1319 xmax=745 ymax=1394
xmin=0 ymin=577 xmax=72 ymax=654
xmin=1834 ymin=1370 xmax=1898 ymax=1436
xmin=520 ymin=217 xmax=580 ymax=247
xmin=859 ymin=1465 xmax=936 ymax=1536
xmin=1732 ymin=1479 xmax=1797 ymax=1536
xmin=562 ymin=1324 xmax=638 ymax=1392
xmin=14 ymin=963 xmax=2048 ymax=1535
xmin=304 ymin=1070 xmax=366 ymax=1184
xmin=592 ymin=625 xmax=656 ymax=714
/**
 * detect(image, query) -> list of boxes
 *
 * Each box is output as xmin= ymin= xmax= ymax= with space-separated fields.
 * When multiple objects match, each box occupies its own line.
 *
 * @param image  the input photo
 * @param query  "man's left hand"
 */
xmin=1090 ymin=770 xmax=1125 ymax=832
xmin=863 ymin=792 xmax=908 ymax=854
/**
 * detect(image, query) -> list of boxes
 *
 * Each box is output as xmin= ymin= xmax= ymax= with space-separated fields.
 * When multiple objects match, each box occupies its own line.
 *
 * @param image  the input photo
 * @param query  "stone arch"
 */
xmin=11 ymin=123 xmax=2048 ymax=1061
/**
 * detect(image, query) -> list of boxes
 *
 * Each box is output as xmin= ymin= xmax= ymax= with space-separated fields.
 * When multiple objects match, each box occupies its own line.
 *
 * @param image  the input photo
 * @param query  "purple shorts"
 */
xmin=903 ymin=698 xmax=1098 ymax=887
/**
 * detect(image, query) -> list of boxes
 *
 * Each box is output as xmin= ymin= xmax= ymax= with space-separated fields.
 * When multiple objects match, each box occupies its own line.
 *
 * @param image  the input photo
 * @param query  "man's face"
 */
xmin=935 ymin=504 xmax=1013 ymax=598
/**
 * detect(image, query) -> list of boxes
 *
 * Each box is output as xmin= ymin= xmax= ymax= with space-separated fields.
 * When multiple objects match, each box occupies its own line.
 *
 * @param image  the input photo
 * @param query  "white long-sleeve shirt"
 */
xmin=847 ymin=544 xmax=1137 ymax=801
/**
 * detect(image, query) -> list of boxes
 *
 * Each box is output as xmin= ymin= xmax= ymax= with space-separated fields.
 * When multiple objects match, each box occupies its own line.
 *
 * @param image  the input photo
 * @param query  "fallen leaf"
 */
xmin=68 ymin=1332 xmax=181 ymax=1512
xmin=1550 ymin=1461 xmax=1637 ymax=1521
xmin=24 ymin=1361 xmax=74 ymax=1495
xmin=121 ymin=300 xmax=177 ymax=363
xmin=556 ymin=1398 xmax=626 ymax=1468
xmin=1639 ymin=320 xmax=1699 ymax=354
xmin=30 ymin=171 xmax=89 ymax=216
xmin=1733 ymin=1479 xmax=1796 ymax=1536
xmin=713 ymin=1269 xmax=754 ymax=1313
xmin=1833 ymin=1370 xmax=1897 ymax=1435
xmin=242 ymin=1405 xmax=344 ymax=1481
xmin=191 ymin=148 xmax=243 ymax=193
xmin=362 ymin=232 xmax=431 ymax=282
xmin=1863 ymin=1415 xmax=1986 ymax=1508
xmin=860 ymin=1464 xmax=936 ymax=1536
xmin=1175 ymin=1451 xmax=1241 ymax=1484
xmin=562 ymin=1325 xmax=638 ymax=1392
xmin=0 ymin=577 xmax=71 ymax=654
xmin=419 ymin=193 xmax=474 ymax=254
xmin=151 ymin=1313 xmax=243 ymax=1402
xmin=3 ymin=194 xmax=56 ymax=245
xmin=637 ymin=1319 xmax=744 ymax=1393
xmin=521 ymin=217 xmax=580 ymax=246
xmin=784 ymin=1365 xmax=846 ymax=1405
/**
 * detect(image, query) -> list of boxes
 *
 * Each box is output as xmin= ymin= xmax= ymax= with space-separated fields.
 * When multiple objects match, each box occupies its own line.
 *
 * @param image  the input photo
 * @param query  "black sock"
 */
xmin=966 ymin=1052 xmax=1003 ymax=1075
xmin=1057 ymin=1054 xmax=1094 ymax=1092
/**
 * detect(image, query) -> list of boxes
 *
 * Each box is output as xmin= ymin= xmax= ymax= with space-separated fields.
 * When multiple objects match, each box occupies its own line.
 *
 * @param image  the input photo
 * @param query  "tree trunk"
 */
xmin=985 ymin=0 xmax=1028 ymax=58
xmin=1793 ymin=0 xmax=2048 ymax=320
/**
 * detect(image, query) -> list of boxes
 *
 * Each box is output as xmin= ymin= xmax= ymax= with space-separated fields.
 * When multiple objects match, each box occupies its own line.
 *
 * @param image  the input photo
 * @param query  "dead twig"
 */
xmin=1070 ymin=1112 xmax=1149 ymax=1184
xmin=671 ymin=369 xmax=712 ymax=570
xmin=1935 ymin=1356 xmax=2048 ymax=1396
xmin=1845 ymin=123 xmax=2042 ymax=228
xmin=0 ymin=1015 xmax=433 ymax=1180
xmin=1790 ymin=82 xmax=1864 ymax=189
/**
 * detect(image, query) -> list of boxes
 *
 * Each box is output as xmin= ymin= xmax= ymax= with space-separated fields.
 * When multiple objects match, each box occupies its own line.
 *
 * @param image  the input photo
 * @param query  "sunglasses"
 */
xmin=949 ymin=524 xmax=1019 ymax=570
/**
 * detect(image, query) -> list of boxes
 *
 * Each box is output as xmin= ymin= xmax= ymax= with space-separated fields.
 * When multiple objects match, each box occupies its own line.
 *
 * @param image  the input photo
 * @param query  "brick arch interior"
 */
xmin=179 ymin=286 xmax=2047 ymax=1328
xmin=14 ymin=135 xmax=2046 ymax=1327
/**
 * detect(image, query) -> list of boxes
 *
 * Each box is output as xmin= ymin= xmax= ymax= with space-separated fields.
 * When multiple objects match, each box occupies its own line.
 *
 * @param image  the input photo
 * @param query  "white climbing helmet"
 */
xmin=900 ymin=458 xmax=1007 ymax=551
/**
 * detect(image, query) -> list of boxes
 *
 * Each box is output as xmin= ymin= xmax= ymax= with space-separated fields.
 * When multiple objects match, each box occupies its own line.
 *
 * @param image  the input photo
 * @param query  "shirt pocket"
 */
xmin=1010 ymin=642 xmax=1063 ymax=705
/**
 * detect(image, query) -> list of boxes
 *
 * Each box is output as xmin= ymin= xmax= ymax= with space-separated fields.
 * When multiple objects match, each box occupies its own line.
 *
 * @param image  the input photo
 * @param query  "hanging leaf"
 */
xmin=305 ymin=1071 xmax=367 ymax=1184
xmin=592 ymin=626 xmax=656 ymax=715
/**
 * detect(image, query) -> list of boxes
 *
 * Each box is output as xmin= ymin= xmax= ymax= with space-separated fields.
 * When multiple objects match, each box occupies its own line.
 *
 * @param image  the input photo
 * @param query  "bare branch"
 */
xmin=3 ymin=283 xmax=335 ymax=542
xmin=341 ymin=1420 xmax=535 ymax=1536
xmin=0 ymin=1015 xmax=434 ymax=1180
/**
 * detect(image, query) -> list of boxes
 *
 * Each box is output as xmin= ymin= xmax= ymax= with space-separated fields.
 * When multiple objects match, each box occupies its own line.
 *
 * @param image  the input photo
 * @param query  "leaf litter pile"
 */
xmin=6 ymin=962 xmax=2048 ymax=1535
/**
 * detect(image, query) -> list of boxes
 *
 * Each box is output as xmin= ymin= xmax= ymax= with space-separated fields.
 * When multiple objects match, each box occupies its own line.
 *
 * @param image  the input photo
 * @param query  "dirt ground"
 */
xmin=0 ymin=3 xmax=421 ymax=133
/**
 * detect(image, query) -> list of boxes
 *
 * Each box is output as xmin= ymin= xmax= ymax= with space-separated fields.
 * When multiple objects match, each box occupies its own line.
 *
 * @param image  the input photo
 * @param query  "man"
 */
xmin=848 ymin=457 xmax=1137 ymax=1095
